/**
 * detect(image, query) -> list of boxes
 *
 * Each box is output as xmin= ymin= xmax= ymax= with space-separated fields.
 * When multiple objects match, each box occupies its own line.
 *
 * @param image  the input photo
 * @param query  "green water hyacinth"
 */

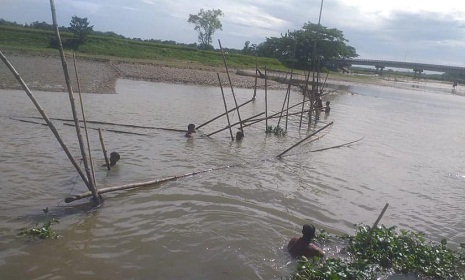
xmin=290 ymin=225 xmax=465 ymax=280
xmin=18 ymin=219 xmax=60 ymax=240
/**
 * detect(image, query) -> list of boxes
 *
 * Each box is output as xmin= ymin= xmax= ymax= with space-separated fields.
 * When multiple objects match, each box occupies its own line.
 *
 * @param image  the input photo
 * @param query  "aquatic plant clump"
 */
xmin=291 ymin=225 xmax=465 ymax=280
xmin=266 ymin=125 xmax=287 ymax=136
xmin=18 ymin=219 xmax=60 ymax=240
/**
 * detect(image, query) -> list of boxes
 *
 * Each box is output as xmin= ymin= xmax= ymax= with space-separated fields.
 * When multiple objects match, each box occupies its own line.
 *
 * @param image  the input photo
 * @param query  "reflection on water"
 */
xmin=1 ymin=79 xmax=465 ymax=279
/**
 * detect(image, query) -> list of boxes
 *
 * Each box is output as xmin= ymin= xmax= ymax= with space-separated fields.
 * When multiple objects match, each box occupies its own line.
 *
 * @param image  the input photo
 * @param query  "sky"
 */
xmin=1 ymin=0 xmax=465 ymax=66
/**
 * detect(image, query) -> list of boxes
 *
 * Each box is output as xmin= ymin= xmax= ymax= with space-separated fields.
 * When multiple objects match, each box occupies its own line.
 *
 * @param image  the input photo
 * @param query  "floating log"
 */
xmin=217 ymin=73 xmax=234 ymax=141
xmin=277 ymin=121 xmax=334 ymax=158
xmin=65 ymin=164 xmax=240 ymax=203
xmin=196 ymin=99 xmax=254 ymax=130
xmin=50 ymin=0 xmax=98 ymax=201
xmin=0 ymin=50 xmax=91 ymax=189
xmin=98 ymin=129 xmax=111 ymax=171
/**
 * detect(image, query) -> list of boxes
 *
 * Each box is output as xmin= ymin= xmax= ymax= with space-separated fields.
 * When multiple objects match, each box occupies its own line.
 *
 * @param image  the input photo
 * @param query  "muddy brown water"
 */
xmin=1 ymin=79 xmax=464 ymax=279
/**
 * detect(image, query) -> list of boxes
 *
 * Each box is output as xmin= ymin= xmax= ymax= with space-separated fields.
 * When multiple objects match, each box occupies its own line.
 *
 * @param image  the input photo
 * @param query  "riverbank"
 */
xmin=0 ymin=49 xmax=458 ymax=94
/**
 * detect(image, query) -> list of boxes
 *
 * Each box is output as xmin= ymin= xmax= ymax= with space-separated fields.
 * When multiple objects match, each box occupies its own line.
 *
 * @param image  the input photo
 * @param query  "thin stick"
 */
xmin=98 ymin=129 xmax=111 ymax=171
xmin=196 ymin=99 xmax=254 ymax=130
xmin=277 ymin=70 xmax=293 ymax=129
xmin=308 ymin=137 xmax=364 ymax=153
xmin=299 ymin=71 xmax=311 ymax=129
xmin=0 ymin=50 xmax=90 ymax=188
xmin=73 ymin=53 xmax=96 ymax=186
xmin=50 ymin=0 xmax=98 ymax=201
xmin=218 ymin=39 xmax=244 ymax=133
xmin=65 ymin=164 xmax=241 ymax=203
xmin=372 ymin=203 xmax=389 ymax=229
xmin=217 ymin=73 xmax=234 ymax=141
xmin=63 ymin=123 xmax=150 ymax=136
xmin=207 ymin=112 xmax=265 ymax=137
xmin=277 ymin=121 xmax=334 ymax=158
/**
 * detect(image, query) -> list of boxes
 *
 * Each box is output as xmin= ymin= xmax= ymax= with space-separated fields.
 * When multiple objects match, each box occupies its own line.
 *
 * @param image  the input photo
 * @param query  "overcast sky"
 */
xmin=1 ymin=0 xmax=465 ymax=66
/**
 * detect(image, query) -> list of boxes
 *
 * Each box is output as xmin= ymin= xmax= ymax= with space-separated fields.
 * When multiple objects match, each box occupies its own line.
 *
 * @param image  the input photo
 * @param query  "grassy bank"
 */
xmin=0 ymin=25 xmax=286 ymax=70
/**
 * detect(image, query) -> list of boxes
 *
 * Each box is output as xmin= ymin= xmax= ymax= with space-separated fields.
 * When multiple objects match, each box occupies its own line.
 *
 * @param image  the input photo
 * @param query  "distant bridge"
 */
xmin=329 ymin=58 xmax=465 ymax=77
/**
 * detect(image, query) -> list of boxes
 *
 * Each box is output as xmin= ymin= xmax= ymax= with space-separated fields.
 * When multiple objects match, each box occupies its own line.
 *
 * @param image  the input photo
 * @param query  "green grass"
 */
xmin=0 ymin=25 xmax=286 ymax=70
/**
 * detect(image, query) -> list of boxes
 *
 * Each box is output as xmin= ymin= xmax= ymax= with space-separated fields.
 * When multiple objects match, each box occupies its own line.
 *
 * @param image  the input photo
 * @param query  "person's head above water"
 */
xmin=187 ymin=124 xmax=196 ymax=133
xmin=326 ymin=101 xmax=330 ymax=106
xmin=302 ymin=224 xmax=316 ymax=240
xmin=109 ymin=152 xmax=120 ymax=166
xmin=236 ymin=131 xmax=244 ymax=141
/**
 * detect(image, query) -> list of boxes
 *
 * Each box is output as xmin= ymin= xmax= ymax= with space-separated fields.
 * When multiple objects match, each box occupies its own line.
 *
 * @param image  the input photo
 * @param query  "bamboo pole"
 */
xmin=196 ymin=99 xmax=254 ymax=130
xmin=98 ymin=129 xmax=111 ymax=171
xmin=65 ymin=164 xmax=240 ymax=203
xmin=218 ymin=39 xmax=244 ymax=133
xmin=217 ymin=73 xmax=234 ymax=141
xmin=277 ymin=70 xmax=293 ymax=129
xmin=0 ymin=51 xmax=90 ymax=188
xmin=244 ymin=108 xmax=312 ymax=128
xmin=73 ymin=53 xmax=96 ymax=186
xmin=299 ymin=71 xmax=311 ymax=129
xmin=206 ymin=112 xmax=265 ymax=137
xmin=30 ymin=116 xmax=186 ymax=132
xmin=252 ymin=57 xmax=258 ymax=100
xmin=265 ymin=67 xmax=268 ymax=130
xmin=277 ymin=121 xmax=333 ymax=158
xmin=50 ymin=0 xmax=99 ymax=202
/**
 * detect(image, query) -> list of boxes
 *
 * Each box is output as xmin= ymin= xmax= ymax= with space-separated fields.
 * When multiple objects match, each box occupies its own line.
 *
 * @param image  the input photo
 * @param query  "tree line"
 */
xmin=1 ymin=9 xmax=358 ymax=70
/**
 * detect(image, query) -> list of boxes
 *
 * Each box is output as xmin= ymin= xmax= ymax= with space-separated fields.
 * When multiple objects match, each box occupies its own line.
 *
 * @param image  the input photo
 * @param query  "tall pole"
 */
xmin=50 ymin=0 xmax=99 ymax=202
xmin=217 ymin=73 xmax=234 ymax=141
xmin=218 ymin=39 xmax=244 ymax=133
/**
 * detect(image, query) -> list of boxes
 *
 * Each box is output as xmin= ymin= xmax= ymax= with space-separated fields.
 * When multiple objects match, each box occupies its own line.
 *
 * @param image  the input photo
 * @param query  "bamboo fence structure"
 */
xmin=217 ymin=73 xmax=234 ymax=141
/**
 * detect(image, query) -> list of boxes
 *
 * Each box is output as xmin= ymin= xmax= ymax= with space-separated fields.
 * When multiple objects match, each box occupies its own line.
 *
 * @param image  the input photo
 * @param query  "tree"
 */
xmin=242 ymin=41 xmax=257 ymax=55
xmin=69 ymin=16 xmax=93 ymax=43
xmin=256 ymin=22 xmax=357 ymax=69
xmin=188 ymin=9 xmax=223 ymax=49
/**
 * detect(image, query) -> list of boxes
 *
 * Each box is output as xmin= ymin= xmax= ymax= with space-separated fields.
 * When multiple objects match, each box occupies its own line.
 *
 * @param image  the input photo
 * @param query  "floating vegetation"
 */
xmin=18 ymin=219 xmax=60 ymax=240
xmin=290 ymin=225 xmax=465 ymax=280
xmin=266 ymin=125 xmax=286 ymax=136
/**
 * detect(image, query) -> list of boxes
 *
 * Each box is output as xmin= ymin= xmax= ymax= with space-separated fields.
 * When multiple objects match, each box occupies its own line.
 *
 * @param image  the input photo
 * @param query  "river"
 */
xmin=0 ymin=78 xmax=464 ymax=279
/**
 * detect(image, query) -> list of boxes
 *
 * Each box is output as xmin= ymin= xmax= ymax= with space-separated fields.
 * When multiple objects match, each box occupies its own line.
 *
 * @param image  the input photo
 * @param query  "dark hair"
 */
xmin=187 ymin=124 xmax=196 ymax=131
xmin=302 ymin=224 xmax=316 ymax=239
xmin=236 ymin=131 xmax=244 ymax=140
xmin=109 ymin=152 xmax=120 ymax=166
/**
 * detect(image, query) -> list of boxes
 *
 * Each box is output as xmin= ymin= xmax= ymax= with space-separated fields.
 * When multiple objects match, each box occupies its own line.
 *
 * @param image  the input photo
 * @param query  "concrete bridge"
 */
xmin=329 ymin=58 xmax=465 ymax=77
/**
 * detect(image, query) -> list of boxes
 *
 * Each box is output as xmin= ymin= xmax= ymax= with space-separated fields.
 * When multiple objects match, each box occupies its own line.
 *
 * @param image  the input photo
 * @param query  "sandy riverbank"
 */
xmin=0 ymin=50 xmax=456 ymax=95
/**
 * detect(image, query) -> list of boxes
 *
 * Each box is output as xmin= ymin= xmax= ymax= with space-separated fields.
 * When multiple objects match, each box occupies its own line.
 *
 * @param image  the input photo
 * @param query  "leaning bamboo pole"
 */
xmin=64 ymin=164 xmax=240 ymax=203
xmin=206 ymin=112 xmax=265 ymax=137
xmin=30 ymin=116 xmax=186 ymax=132
xmin=277 ymin=70 xmax=293 ymax=129
xmin=217 ymin=73 xmax=234 ymax=141
xmin=50 ymin=0 xmax=99 ymax=201
xmin=0 ymin=51 xmax=91 ymax=188
xmin=196 ymin=99 xmax=254 ymax=130
xmin=277 ymin=121 xmax=334 ymax=158
xmin=73 ymin=53 xmax=96 ymax=186
xmin=98 ymin=129 xmax=111 ymax=171
xmin=218 ymin=39 xmax=244 ymax=133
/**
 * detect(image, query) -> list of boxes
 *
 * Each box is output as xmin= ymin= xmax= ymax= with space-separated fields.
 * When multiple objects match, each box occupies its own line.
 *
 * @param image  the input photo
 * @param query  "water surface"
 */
xmin=1 ymin=79 xmax=464 ymax=279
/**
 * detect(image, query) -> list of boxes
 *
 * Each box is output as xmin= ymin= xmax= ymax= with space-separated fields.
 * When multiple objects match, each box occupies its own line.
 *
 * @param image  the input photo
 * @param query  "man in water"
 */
xmin=102 ymin=152 xmax=120 ymax=168
xmin=185 ymin=123 xmax=196 ymax=137
xmin=288 ymin=224 xmax=325 ymax=259
xmin=324 ymin=101 xmax=331 ymax=114
xmin=236 ymin=131 xmax=244 ymax=141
